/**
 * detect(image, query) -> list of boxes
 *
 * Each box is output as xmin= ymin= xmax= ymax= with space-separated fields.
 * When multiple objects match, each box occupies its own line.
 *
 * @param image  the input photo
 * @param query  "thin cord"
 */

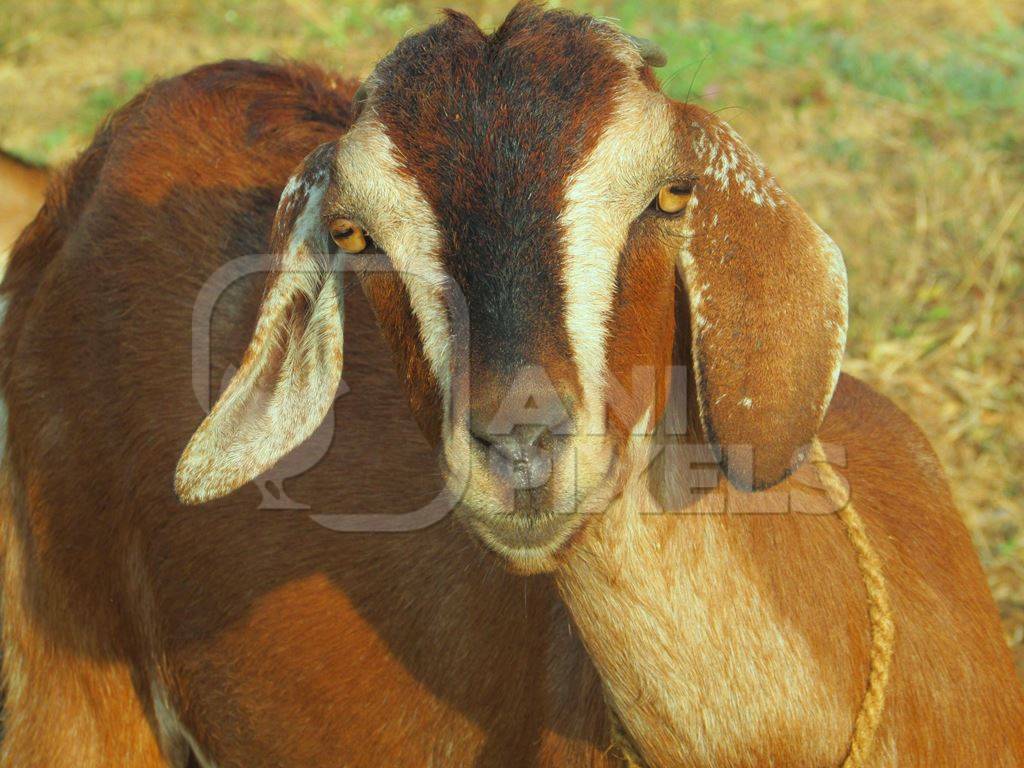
xmin=812 ymin=437 xmax=895 ymax=768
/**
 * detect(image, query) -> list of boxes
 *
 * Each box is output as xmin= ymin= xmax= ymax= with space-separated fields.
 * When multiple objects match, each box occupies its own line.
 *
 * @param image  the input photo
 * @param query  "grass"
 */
xmin=1 ymin=0 xmax=1022 ymax=673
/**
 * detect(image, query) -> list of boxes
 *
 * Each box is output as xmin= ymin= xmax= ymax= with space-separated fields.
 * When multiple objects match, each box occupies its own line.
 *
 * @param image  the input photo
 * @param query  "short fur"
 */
xmin=1 ymin=7 xmax=1022 ymax=768
xmin=0 ymin=57 xmax=616 ymax=768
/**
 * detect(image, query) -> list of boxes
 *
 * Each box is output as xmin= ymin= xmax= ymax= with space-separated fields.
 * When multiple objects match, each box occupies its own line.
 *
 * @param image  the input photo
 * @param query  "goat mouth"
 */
xmin=462 ymin=509 xmax=586 ymax=574
xmin=457 ymin=467 xmax=621 ymax=574
xmin=442 ymin=432 xmax=621 ymax=572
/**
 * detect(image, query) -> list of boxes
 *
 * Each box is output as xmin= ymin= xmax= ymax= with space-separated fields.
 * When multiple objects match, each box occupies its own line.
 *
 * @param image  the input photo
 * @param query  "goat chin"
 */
xmin=451 ymin=457 xmax=626 ymax=575
xmin=442 ymin=431 xmax=623 ymax=573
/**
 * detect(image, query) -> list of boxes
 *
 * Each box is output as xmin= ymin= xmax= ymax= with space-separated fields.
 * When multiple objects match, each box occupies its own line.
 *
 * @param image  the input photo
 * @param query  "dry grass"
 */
xmin=1 ymin=0 xmax=1022 ymax=675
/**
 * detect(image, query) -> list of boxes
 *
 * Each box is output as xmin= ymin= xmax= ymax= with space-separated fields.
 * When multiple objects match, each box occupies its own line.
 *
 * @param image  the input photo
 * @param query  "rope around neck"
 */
xmin=812 ymin=437 xmax=895 ymax=767
xmin=608 ymin=437 xmax=896 ymax=768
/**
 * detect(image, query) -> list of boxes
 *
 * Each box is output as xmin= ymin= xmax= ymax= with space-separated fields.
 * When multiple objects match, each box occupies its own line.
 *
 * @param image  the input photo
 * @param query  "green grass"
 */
xmin=6 ymin=2 xmax=1021 ymax=165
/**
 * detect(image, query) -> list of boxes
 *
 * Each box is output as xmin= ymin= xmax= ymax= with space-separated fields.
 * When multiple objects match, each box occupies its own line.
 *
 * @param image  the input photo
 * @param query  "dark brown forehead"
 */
xmin=368 ymin=4 xmax=633 ymax=373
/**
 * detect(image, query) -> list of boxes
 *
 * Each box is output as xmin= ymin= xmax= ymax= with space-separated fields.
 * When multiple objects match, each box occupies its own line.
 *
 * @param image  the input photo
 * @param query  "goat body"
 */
xmin=1 ymin=16 xmax=1022 ymax=768
xmin=0 ymin=60 xmax=616 ymax=767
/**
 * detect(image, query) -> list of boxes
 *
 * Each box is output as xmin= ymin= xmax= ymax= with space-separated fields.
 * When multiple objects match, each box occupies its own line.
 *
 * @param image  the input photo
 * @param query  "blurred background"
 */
xmin=1 ymin=0 xmax=1021 ymax=677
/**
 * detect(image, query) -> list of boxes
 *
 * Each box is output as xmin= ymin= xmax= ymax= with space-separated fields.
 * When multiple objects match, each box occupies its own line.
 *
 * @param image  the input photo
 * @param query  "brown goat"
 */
xmin=2 ymin=6 xmax=1022 ymax=767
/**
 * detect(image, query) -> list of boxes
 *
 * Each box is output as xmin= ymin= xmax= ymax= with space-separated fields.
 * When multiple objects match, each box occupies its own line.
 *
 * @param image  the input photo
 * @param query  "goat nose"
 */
xmin=473 ymin=423 xmax=551 ymax=463
xmin=468 ymin=397 xmax=572 ymax=487
xmin=469 ymin=397 xmax=571 ymax=454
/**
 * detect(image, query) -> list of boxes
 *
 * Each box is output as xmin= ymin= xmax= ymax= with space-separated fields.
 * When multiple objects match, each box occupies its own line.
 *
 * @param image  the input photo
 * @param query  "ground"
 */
xmin=1 ymin=0 xmax=1022 ymax=677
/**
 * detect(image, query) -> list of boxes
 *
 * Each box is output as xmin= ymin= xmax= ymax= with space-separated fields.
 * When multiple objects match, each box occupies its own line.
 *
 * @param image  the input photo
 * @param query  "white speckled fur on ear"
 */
xmin=175 ymin=143 xmax=343 ymax=505
xmin=675 ymin=106 xmax=849 ymax=490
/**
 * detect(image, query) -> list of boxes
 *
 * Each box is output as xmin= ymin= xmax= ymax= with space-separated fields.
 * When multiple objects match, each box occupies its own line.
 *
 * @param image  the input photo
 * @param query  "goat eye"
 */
xmin=329 ymin=219 xmax=367 ymax=254
xmin=654 ymin=183 xmax=693 ymax=215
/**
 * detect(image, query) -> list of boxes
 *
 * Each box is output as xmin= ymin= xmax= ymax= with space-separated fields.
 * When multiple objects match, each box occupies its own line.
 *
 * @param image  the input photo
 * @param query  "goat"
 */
xmin=1 ymin=5 xmax=1021 ymax=767
xmin=0 ymin=150 xmax=48 ymax=267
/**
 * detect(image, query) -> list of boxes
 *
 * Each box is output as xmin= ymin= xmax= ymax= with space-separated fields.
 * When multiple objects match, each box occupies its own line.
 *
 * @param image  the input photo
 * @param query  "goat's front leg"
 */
xmin=0 ymin=648 xmax=177 ymax=768
xmin=0 ymin=519 xmax=177 ymax=768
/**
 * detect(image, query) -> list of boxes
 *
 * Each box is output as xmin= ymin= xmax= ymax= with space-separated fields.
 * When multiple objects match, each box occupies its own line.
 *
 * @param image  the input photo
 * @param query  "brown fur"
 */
xmin=1 ymin=8 xmax=1022 ymax=768
xmin=0 ymin=58 xmax=617 ymax=768
xmin=557 ymin=375 xmax=1024 ymax=766
xmin=371 ymin=5 xmax=630 ymax=402
xmin=605 ymin=227 xmax=679 ymax=443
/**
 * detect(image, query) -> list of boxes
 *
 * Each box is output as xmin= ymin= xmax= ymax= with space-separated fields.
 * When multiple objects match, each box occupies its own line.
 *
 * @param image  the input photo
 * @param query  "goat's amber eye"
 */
xmin=655 ymin=183 xmax=693 ymax=215
xmin=329 ymin=219 xmax=367 ymax=253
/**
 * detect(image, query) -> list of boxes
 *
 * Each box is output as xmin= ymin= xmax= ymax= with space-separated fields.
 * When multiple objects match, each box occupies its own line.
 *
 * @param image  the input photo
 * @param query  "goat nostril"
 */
xmin=469 ymin=427 xmax=495 ymax=452
xmin=476 ymin=432 xmax=532 ymax=464
xmin=470 ymin=421 xmax=573 ymax=464
xmin=468 ymin=399 xmax=576 ymax=465
xmin=512 ymin=423 xmax=549 ymax=451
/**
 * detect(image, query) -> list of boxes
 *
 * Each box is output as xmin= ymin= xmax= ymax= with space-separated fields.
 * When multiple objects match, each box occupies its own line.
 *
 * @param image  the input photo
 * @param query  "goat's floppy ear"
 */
xmin=674 ymin=107 xmax=848 ymax=490
xmin=175 ymin=142 xmax=343 ymax=504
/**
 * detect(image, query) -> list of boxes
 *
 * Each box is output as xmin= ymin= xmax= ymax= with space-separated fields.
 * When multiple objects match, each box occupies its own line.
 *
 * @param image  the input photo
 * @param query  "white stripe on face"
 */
xmin=332 ymin=117 xmax=452 ymax=398
xmin=559 ymin=82 xmax=677 ymax=435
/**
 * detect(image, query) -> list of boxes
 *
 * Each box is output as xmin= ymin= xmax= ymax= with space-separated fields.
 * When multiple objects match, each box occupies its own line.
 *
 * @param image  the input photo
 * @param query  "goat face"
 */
xmin=176 ymin=4 xmax=848 ymax=573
